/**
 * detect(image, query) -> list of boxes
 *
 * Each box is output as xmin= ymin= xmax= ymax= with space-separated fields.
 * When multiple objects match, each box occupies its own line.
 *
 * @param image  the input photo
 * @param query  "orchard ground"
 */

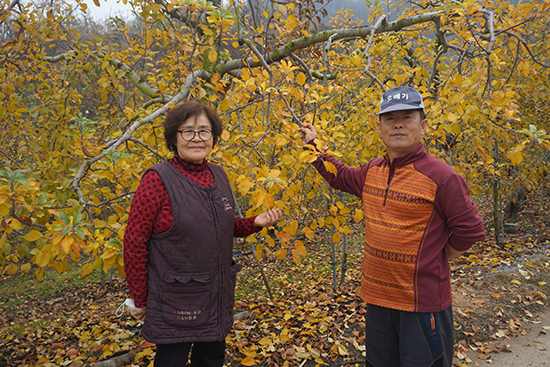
xmin=0 ymin=191 xmax=549 ymax=366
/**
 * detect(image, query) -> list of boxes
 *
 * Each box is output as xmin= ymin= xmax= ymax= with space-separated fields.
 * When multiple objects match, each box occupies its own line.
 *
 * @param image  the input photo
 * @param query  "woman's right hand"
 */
xmin=132 ymin=306 xmax=147 ymax=321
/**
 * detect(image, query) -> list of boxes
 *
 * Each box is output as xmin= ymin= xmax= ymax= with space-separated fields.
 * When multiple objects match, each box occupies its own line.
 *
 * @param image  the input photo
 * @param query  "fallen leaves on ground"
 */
xmin=0 ymin=195 xmax=549 ymax=366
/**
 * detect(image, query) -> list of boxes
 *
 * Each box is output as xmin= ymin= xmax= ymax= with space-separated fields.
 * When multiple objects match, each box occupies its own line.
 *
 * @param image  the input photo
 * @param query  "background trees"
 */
xmin=0 ymin=0 xmax=548 ymax=280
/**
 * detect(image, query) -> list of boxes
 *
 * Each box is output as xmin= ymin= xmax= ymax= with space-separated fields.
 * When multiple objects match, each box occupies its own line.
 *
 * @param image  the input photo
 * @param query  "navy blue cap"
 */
xmin=377 ymin=86 xmax=424 ymax=115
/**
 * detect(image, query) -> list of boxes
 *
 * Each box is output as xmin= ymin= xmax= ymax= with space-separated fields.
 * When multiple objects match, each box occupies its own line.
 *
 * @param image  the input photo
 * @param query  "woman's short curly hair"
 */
xmin=164 ymin=101 xmax=223 ymax=152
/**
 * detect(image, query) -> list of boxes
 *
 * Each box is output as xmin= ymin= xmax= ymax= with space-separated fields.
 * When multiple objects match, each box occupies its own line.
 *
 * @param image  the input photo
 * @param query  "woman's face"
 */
xmin=175 ymin=113 xmax=213 ymax=164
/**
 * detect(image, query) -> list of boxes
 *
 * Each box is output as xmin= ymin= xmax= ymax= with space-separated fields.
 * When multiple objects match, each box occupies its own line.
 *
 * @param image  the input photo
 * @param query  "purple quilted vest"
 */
xmin=141 ymin=160 xmax=241 ymax=344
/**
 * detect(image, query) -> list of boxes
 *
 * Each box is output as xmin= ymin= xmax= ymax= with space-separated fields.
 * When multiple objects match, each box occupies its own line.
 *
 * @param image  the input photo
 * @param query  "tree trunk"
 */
xmin=493 ymin=179 xmax=501 ymax=246
xmin=339 ymin=233 xmax=348 ymax=287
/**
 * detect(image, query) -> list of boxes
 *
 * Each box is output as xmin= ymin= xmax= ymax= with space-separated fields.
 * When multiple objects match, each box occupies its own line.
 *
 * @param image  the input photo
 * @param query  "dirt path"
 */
xmin=454 ymin=310 xmax=550 ymax=366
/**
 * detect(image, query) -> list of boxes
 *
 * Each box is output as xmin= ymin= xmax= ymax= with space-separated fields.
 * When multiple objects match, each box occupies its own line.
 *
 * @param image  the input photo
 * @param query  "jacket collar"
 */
xmin=384 ymin=143 xmax=427 ymax=167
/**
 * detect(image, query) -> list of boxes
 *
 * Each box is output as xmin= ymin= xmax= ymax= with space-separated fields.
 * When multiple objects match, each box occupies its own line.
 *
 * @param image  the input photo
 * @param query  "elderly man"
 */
xmin=301 ymin=86 xmax=485 ymax=367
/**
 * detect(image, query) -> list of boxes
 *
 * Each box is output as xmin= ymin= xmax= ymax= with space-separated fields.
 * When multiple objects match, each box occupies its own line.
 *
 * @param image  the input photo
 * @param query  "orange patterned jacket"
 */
xmin=312 ymin=143 xmax=485 ymax=312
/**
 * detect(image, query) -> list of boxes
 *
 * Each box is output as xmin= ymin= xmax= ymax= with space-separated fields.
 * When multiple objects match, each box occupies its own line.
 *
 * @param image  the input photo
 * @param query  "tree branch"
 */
xmin=279 ymin=93 xmax=303 ymax=126
xmin=362 ymin=14 xmax=387 ymax=91
xmin=478 ymin=9 xmax=495 ymax=54
xmin=85 ymin=191 xmax=136 ymax=208
xmin=0 ymin=0 xmax=20 ymax=16
xmin=13 ymin=213 xmax=47 ymax=229
xmin=217 ymin=11 xmax=443 ymax=76
xmin=43 ymin=51 xmax=172 ymax=100
xmin=504 ymin=31 xmax=550 ymax=68
xmin=428 ymin=16 xmax=449 ymax=93
xmin=488 ymin=117 xmax=521 ymax=143
xmin=241 ymin=37 xmax=273 ymax=86
xmin=290 ymin=53 xmax=312 ymax=80
xmin=153 ymin=0 xmax=201 ymax=33
xmin=129 ymin=138 xmax=166 ymax=160
xmin=71 ymin=69 xmax=211 ymax=207
xmin=107 ymin=55 xmax=172 ymax=99
xmin=290 ymin=53 xmax=337 ymax=81
xmin=363 ymin=15 xmax=387 ymax=74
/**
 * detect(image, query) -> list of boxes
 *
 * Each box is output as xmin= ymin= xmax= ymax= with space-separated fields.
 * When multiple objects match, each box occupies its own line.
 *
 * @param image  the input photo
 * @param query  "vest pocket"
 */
xmin=161 ymin=272 xmax=212 ymax=328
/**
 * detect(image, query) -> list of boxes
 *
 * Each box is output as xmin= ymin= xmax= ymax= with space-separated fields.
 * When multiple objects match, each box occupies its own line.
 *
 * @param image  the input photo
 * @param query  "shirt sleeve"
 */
xmin=123 ymin=170 xmax=167 ymax=309
xmin=435 ymin=173 xmax=486 ymax=252
xmin=310 ymin=143 xmax=369 ymax=198
xmin=234 ymin=216 xmax=262 ymax=237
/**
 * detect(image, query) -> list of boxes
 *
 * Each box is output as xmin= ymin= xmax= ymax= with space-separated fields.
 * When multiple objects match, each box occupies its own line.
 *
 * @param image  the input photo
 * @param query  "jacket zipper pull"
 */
xmin=383 ymin=184 xmax=389 ymax=206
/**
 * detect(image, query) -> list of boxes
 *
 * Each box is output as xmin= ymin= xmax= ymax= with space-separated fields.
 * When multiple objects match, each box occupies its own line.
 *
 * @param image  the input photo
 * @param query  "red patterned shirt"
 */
xmin=123 ymin=154 xmax=259 ymax=308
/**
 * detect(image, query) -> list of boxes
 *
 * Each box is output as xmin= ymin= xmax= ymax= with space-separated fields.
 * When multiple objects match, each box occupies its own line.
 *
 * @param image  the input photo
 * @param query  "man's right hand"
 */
xmin=300 ymin=122 xmax=317 ymax=146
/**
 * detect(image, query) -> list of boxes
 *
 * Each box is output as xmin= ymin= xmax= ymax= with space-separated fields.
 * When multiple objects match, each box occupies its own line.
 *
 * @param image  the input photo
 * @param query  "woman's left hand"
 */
xmin=254 ymin=208 xmax=283 ymax=228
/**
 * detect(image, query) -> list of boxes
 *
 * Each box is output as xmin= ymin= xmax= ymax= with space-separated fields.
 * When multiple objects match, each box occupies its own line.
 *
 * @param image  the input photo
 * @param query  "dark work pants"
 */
xmin=154 ymin=341 xmax=225 ymax=367
xmin=365 ymin=304 xmax=454 ymax=367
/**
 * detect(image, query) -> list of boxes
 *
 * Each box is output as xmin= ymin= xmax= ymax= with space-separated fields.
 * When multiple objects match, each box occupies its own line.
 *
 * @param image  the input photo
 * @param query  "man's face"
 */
xmin=378 ymin=109 xmax=427 ymax=161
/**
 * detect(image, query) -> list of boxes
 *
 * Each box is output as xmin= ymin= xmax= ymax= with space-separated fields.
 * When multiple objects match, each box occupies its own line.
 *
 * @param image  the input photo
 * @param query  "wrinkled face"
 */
xmin=378 ymin=110 xmax=427 ymax=162
xmin=176 ymin=113 xmax=213 ymax=164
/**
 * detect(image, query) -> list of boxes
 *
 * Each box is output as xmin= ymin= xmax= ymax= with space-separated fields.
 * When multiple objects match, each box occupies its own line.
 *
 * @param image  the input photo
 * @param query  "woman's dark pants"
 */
xmin=154 ymin=341 xmax=225 ymax=367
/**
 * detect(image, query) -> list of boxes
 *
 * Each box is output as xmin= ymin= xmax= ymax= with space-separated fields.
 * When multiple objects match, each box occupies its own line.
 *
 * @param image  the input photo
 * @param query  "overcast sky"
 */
xmin=80 ymin=0 xmax=133 ymax=19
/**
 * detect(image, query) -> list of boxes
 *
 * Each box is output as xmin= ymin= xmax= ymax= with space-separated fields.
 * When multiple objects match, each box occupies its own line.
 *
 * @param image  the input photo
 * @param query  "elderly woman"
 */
xmin=123 ymin=101 xmax=282 ymax=367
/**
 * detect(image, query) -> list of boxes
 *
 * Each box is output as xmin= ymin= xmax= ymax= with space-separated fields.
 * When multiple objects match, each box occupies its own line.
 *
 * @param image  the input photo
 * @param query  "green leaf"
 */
xmin=59 ymin=212 xmax=71 ymax=225
xmin=73 ymin=212 xmax=82 ymax=225
xmin=36 ymin=193 xmax=49 ymax=204
xmin=76 ymin=227 xmax=85 ymax=239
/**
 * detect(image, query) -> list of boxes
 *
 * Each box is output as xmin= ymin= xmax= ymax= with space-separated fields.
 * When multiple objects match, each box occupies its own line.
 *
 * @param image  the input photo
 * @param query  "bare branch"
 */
xmin=362 ymin=14 xmax=388 ymax=92
xmin=85 ymin=191 xmax=136 ymax=208
xmin=500 ymin=40 xmax=522 ymax=90
xmin=43 ymin=51 xmax=173 ymax=100
xmin=12 ymin=213 xmax=47 ymax=229
xmin=363 ymin=14 xmax=387 ymax=73
xmin=279 ymin=93 xmax=303 ymax=126
xmin=246 ymin=0 xmax=258 ymax=29
xmin=474 ymin=9 xmax=496 ymax=98
xmin=290 ymin=53 xmax=312 ymax=80
xmin=439 ymin=45 xmax=472 ymax=91
xmin=504 ymin=31 xmax=550 ymax=68
xmin=43 ymin=52 xmax=76 ymax=63
xmin=107 ymin=54 xmax=172 ymax=99
xmin=129 ymin=138 xmax=167 ymax=160
xmin=218 ymin=11 xmax=443 ymax=76
xmin=0 ymin=0 xmax=20 ymax=16
xmin=428 ymin=16 xmax=449 ymax=93
xmin=478 ymin=9 xmax=495 ymax=53
xmin=289 ymin=53 xmax=337 ymax=81
xmin=488 ymin=117 xmax=522 ymax=143
xmin=241 ymin=37 xmax=273 ymax=86
xmin=71 ymin=69 xmax=211 ymax=207
xmin=153 ymin=0 xmax=201 ymax=32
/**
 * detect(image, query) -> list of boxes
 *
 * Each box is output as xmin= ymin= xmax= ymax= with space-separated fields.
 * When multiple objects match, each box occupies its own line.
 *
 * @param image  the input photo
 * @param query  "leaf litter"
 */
xmin=0 ymin=196 xmax=549 ymax=366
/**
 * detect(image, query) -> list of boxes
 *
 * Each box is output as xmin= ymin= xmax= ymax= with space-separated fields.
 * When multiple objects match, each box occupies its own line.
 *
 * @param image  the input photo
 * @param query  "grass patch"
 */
xmin=0 ymin=264 xmax=112 ymax=309
xmin=4 ymin=318 xmax=51 ymax=335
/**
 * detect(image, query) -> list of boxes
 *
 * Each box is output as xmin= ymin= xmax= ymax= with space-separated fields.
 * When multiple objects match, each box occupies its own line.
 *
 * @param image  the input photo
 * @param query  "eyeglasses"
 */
xmin=177 ymin=129 xmax=213 ymax=141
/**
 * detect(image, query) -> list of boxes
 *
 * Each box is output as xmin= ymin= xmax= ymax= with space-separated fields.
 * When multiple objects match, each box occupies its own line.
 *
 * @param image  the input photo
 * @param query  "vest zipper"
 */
xmin=208 ymin=186 xmax=224 ymax=340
